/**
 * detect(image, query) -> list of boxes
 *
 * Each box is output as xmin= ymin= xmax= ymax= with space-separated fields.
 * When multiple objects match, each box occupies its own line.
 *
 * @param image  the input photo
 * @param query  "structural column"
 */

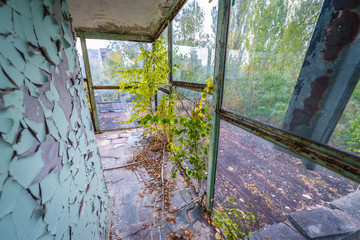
xmin=206 ymin=0 xmax=231 ymax=211
xmin=168 ymin=20 xmax=173 ymax=95
xmin=80 ymin=37 xmax=101 ymax=132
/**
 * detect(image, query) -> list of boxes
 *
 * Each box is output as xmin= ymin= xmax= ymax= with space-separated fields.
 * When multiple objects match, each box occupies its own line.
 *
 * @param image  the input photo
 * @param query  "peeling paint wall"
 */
xmin=0 ymin=0 xmax=109 ymax=239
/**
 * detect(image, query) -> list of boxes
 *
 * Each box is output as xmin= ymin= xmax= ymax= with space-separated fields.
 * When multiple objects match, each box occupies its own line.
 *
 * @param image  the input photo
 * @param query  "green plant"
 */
xmin=168 ymin=79 xmax=213 ymax=195
xmin=141 ymin=79 xmax=213 ymax=195
xmin=347 ymin=114 xmax=360 ymax=154
xmin=139 ymin=92 xmax=177 ymax=144
xmin=111 ymin=35 xmax=169 ymax=126
xmin=112 ymin=34 xmax=212 ymax=196
xmin=213 ymin=198 xmax=255 ymax=240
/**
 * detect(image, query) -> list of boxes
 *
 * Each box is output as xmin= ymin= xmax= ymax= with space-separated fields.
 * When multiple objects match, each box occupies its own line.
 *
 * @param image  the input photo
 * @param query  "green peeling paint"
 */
xmin=0 ymin=0 xmax=110 ymax=239
xmin=9 ymin=151 xmax=45 ymax=188
xmin=12 ymin=129 xmax=36 ymax=155
xmin=0 ymin=178 xmax=22 ymax=218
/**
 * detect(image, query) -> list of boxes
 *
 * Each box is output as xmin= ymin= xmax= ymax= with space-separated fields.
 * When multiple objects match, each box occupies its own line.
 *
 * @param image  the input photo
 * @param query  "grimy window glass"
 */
xmin=94 ymin=89 xmax=139 ymax=130
xmin=222 ymin=0 xmax=322 ymax=127
xmin=173 ymin=87 xmax=203 ymax=119
xmin=76 ymin=38 xmax=90 ymax=110
xmin=161 ymin=27 xmax=168 ymax=51
xmin=329 ymin=81 xmax=360 ymax=156
xmin=214 ymin=120 xmax=357 ymax=236
xmin=221 ymin=0 xmax=360 ymax=159
xmin=76 ymin=37 xmax=86 ymax=78
xmin=173 ymin=0 xmax=218 ymax=84
xmin=86 ymin=39 xmax=148 ymax=86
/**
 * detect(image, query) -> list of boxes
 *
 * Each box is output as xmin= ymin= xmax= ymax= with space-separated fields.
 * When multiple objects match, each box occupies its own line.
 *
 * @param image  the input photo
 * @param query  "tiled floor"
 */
xmin=95 ymin=128 xmax=215 ymax=240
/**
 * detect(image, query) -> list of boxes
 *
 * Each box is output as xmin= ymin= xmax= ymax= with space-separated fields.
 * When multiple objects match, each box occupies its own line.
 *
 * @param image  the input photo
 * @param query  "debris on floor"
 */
xmin=96 ymin=128 xmax=215 ymax=240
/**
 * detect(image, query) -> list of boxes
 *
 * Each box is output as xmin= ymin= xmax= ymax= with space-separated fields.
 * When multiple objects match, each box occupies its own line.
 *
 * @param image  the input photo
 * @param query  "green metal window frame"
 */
xmin=205 ymin=0 xmax=360 ymax=212
xmin=80 ymin=37 xmax=101 ymax=132
xmin=78 ymin=38 xmax=152 ymax=132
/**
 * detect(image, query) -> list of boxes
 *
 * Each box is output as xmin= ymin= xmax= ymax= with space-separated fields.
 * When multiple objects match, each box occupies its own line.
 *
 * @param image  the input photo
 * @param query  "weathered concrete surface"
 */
xmin=250 ymin=223 xmax=304 ymax=240
xmin=67 ymin=0 xmax=181 ymax=39
xmin=330 ymin=190 xmax=360 ymax=220
xmin=288 ymin=208 xmax=352 ymax=239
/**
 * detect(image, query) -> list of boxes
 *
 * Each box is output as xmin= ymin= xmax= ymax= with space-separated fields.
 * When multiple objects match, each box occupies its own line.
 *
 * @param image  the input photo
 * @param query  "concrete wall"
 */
xmin=0 ymin=0 xmax=109 ymax=239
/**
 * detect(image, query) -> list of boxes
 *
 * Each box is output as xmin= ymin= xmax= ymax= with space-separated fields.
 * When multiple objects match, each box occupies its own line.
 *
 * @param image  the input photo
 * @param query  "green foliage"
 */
xmin=222 ymin=0 xmax=360 ymax=153
xmin=224 ymin=0 xmax=323 ymax=128
xmin=346 ymin=84 xmax=360 ymax=153
xmin=347 ymin=114 xmax=360 ymax=154
xmin=90 ymin=41 xmax=141 ymax=87
xmin=83 ymin=82 xmax=92 ymax=111
xmin=113 ymin=35 xmax=212 ymax=193
xmin=329 ymin=83 xmax=360 ymax=155
xmin=172 ymin=0 xmax=217 ymax=84
xmin=141 ymin=80 xmax=213 ymax=194
xmin=111 ymin=35 xmax=169 ymax=125
xmin=224 ymin=70 xmax=294 ymax=126
xmin=139 ymin=93 xmax=177 ymax=143
xmin=213 ymin=198 xmax=255 ymax=240
xmin=173 ymin=0 xmax=206 ymax=46
xmin=168 ymin=79 xmax=213 ymax=192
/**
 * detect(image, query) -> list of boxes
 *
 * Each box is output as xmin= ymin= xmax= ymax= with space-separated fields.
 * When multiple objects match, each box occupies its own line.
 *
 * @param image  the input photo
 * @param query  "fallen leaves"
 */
xmin=166 ymin=228 xmax=194 ymax=240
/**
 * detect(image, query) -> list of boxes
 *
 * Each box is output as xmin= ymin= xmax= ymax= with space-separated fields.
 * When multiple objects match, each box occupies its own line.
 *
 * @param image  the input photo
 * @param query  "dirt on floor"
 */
xmin=215 ymin=121 xmax=358 ymax=230
xmin=96 ymin=129 xmax=215 ymax=240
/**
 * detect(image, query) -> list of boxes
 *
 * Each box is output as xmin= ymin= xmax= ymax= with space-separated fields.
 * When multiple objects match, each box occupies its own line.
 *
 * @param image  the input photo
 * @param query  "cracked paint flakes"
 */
xmin=0 ymin=0 xmax=109 ymax=239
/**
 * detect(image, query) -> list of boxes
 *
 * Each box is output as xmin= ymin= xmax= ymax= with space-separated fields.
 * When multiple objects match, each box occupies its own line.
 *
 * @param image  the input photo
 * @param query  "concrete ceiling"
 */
xmin=67 ymin=0 xmax=185 ymax=42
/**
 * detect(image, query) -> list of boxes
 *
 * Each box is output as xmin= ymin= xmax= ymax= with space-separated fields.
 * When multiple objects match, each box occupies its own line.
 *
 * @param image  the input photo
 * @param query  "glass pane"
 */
xmin=174 ymin=87 xmax=201 ymax=117
xmin=83 ymin=82 xmax=91 ymax=110
xmin=173 ymin=0 xmax=218 ymax=83
xmin=86 ymin=39 xmax=150 ymax=86
xmin=173 ymin=87 xmax=211 ymax=117
xmin=175 ymin=87 xmax=202 ymax=100
xmin=329 ymin=82 xmax=360 ymax=156
xmin=76 ymin=37 xmax=86 ymax=78
xmin=161 ymin=85 xmax=169 ymax=90
xmin=161 ymin=27 xmax=168 ymax=50
xmin=214 ymin=121 xmax=357 ymax=236
xmin=95 ymin=90 xmax=139 ymax=130
xmin=170 ymin=88 xmax=211 ymax=193
xmin=157 ymin=90 xmax=168 ymax=101
xmin=223 ymin=0 xmax=322 ymax=127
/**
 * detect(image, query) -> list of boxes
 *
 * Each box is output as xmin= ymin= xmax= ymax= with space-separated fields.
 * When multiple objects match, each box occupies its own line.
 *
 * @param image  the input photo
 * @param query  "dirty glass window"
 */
xmin=95 ymin=89 xmax=139 ymax=130
xmin=172 ymin=88 xmax=203 ymax=117
xmin=76 ymin=38 xmax=92 ymax=110
xmin=172 ymin=0 xmax=218 ymax=83
xmin=157 ymin=90 xmax=168 ymax=102
xmin=174 ymin=87 xmax=202 ymax=100
xmin=222 ymin=0 xmax=322 ymax=127
xmin=76 ymin=37 xmax=86 ymax=78
xmin=86 ymin=39 xmax=149 ymax=86
xmin=329 ymin=81 xmax=360 ymax=156
xmin=160 ymin=27 xmax=168 ymax=50
xmin=174 ymin=87 xmax=212 ymax=114
xmin=214 ymin=120 xmax=357 ymax=237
